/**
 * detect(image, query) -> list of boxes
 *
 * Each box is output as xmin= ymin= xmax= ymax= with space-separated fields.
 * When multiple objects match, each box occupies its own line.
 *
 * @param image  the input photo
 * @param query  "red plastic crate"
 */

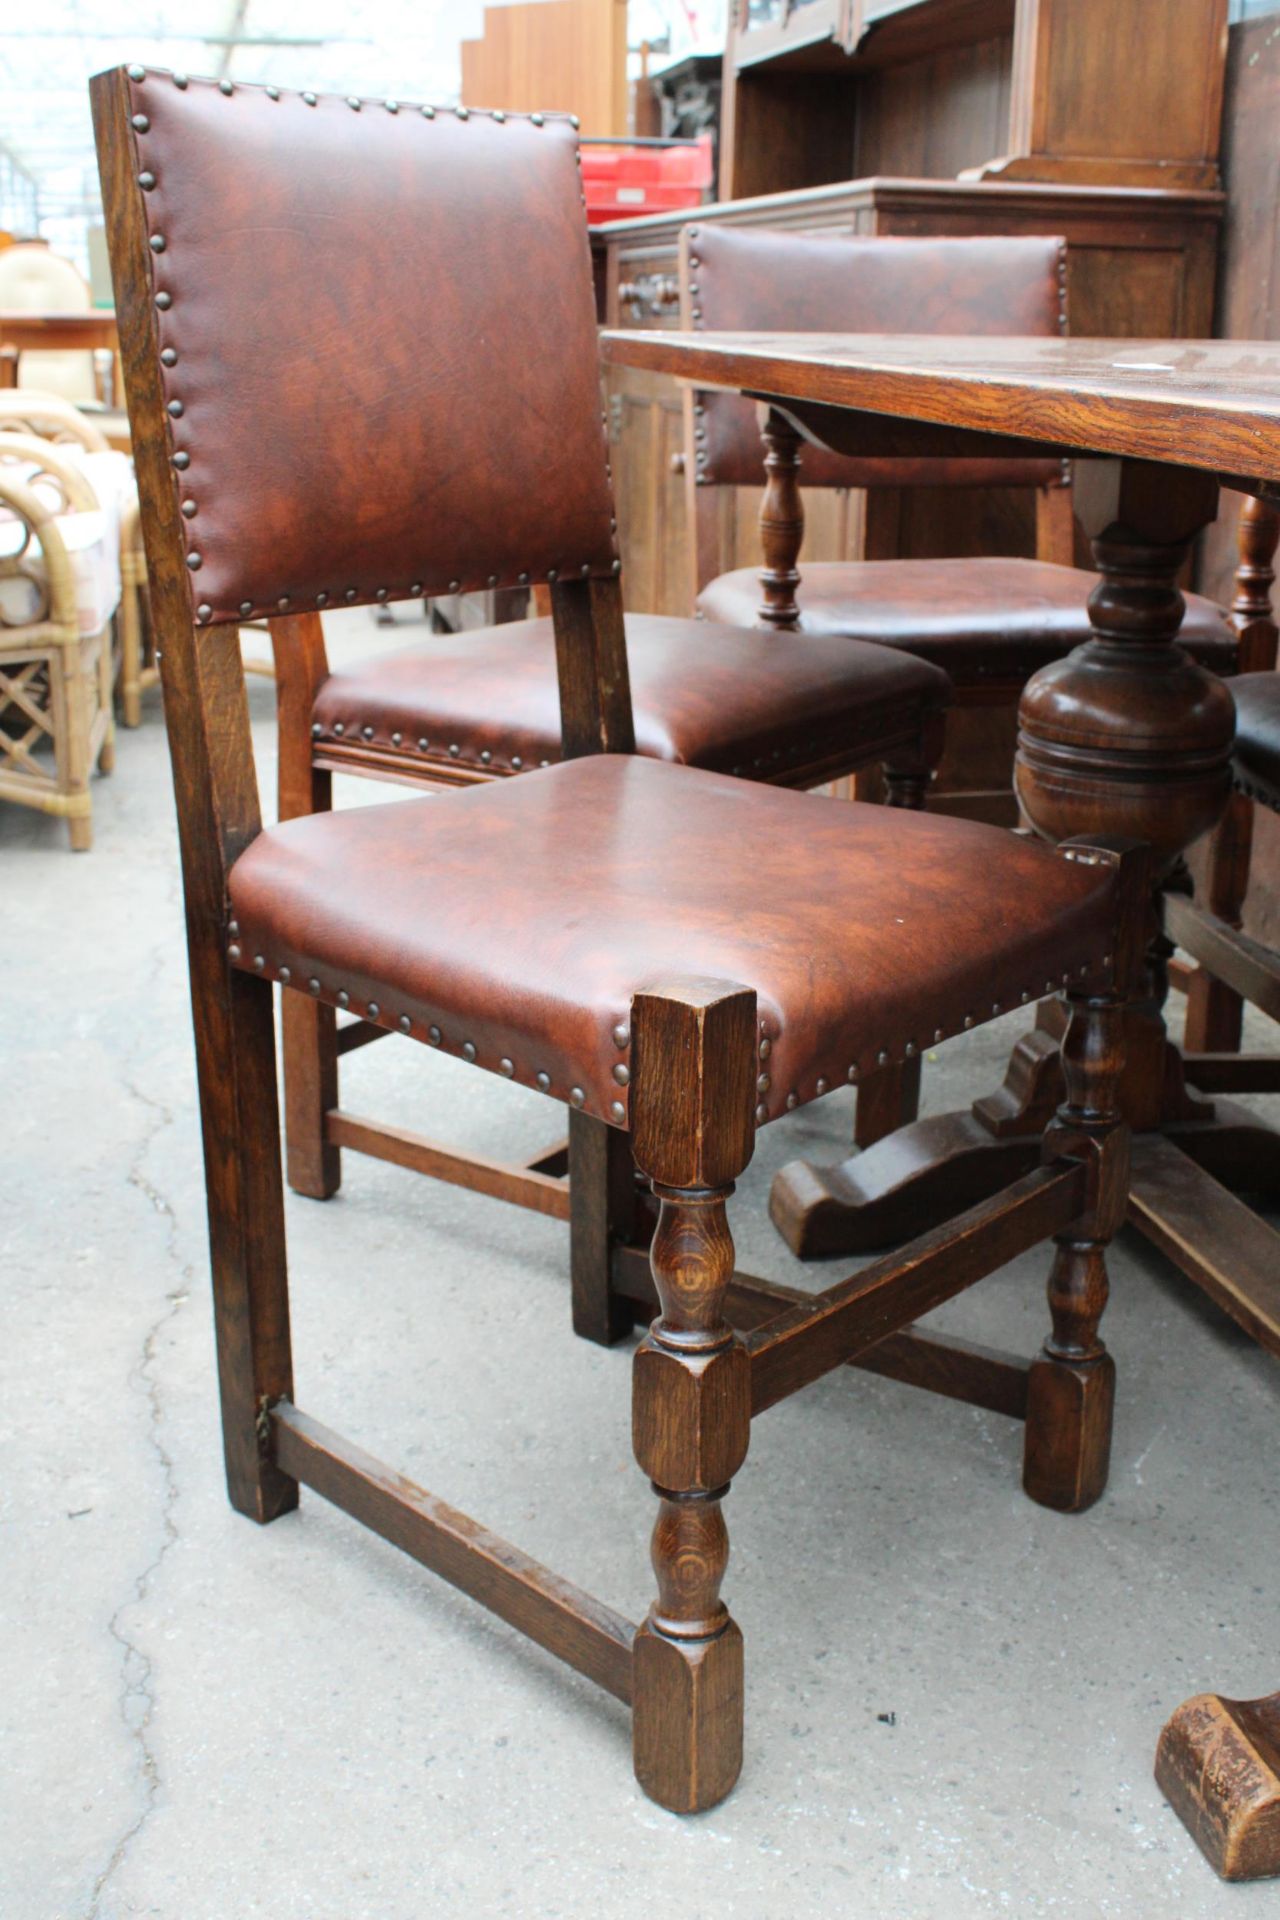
xmin=581 ymin=135 xmax=713 ymax=226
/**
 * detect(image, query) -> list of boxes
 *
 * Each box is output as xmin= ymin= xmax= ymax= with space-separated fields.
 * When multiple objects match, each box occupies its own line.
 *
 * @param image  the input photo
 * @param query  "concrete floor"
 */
xmin=4 ymin=607 xmax=1280 ymax=1919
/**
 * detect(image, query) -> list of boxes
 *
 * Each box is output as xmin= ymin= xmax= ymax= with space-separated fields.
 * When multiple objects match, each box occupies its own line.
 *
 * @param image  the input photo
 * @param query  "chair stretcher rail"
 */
xmin=271 ymin=1402 xmax=635 ymax=1703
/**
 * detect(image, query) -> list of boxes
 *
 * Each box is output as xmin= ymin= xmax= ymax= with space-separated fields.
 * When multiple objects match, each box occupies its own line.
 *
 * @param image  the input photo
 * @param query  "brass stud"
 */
xmin=580 ymin=563 xmax=591 ymax=577
xmin=391 ymin=731 xmax=402 ymax=746
xmin=333 ymin=722 xmax=344 ymax=735
xmin=934 ymin=1029 xmax=944 ymax=1045
xmin=279 ymin=597 xmax=291 ymax=612
xmin=510 ymin=755 xmax=523 ymax=771
xmin=964 ymin=1014 xmax=974 ymax=1029
xmin=196 ymin=602 xmax=212 ymax=621
xmin=611 ymin=558 xmax=622 ymax=574
xmin=279 ymin=966 xmax=291 ymax=984
xmin=227 ymin=943 xmax=241 ymax=961
xmin=417 ymin=737 xmax=429 ymax=751
xmin=311 ymin=723 xmax=322 ymax=737
xmin=569 ymin=1087 xmax=585 ymax=1109
xmin=386 ymin=100 xmax=399 ymax=114
xmin=904 ymin=1043 xmax=916 ymax=1059
xmin=613 ymin=1064 xmax=630 ymax=1087
xmin=815 ymin=1077 xmax=828 ymax=1094
xmin=448 ymin=579 xmax=460 ymax=593
xmin=308 ymin=977 xmax=321 ymax=995
xmin=186 ymin=551 xmax=202 ymax=570
xmin=421 ymin=104 xmax=435 ymax=118
xmin=344 ymin=588 xmax=356 ymax=602
xmin=410 ymin=582 xmax=423 ymax=595
xmin=992 ymin=1002 xmax=1001 ymax=1016
xmin=456 ymin=106 xmax=470 ymax=121
xmin=428 ymin=1025 xmax=441 ymax=1043
xmin=518 ymin=571 xmax=529 ymax=585
xmin=219 ymin=79 xmax=233 ymax=95
xmin=139 ymin=170 xmax=157 ymax=190
xmin=609 ymin=1100 xmax=625 ymax=1123
xmin=316 ymin=592 xmax=328 ymax=607
xmin=267 ymin=86 xmax=280 ymax=100
xmin=488 ymin=574 xmax=498 ymax=588
xmin=1020 ymin=989 xmax=1030 ymax=1004
xmin=479 ymin=749 xmax=491 ymax=764
xmin=755 ymin=1103 xmax=768 ymax=1125
xmin=785 ymin=1092 xmax=798 ymax=1111
xmin=375 ymin=587 xmax=388 ymax=602
xmin=173 ymin=73 xmax=188 ymax=89
xmin=167 ymin=399 xmax=184 ymax=417
xmin=182 ymin=500 xmax=197 ymax=519
xmin=531 ymin=112 xmax=544 ymax=125
xmin=131 ymin=113 xmax=150 ymax=132
xmin=492 ymin=109 xmax=505 ymax=122
xmin=253 ymin=954 xmax=265 ymax=970
xmin=612 ymin=1023 xmax=629 ymax=1048
xmin=367 ymin=1002 xmax=380 ymax=1019
xmin=239 ymin=600 xmax=252 ymax=616
xmin=757 ymin=1073 xmax=770 ymax=1094
xmin=362 ymin=725 xmax=374 ymax=740
xmin=128 ymin=64 xmax=146 ymax=81
xmin=846 ymin=1065 xmax=859 ymax=1084
xmin=499 ymin=1057 xmax=514 ymax=1077
xmin=228 ymin=919 xmax=239 ymax=937
xmin=759 ymin=1036 xmax=771 ymax=1060
xmin=347 ymin=96 xmax=361 ymax=111
xmin=171 ymin=450 xmax=189 ymax=469
xmin=462 ymin=1040 xmax=476 ymax=1061
xmin=570 ymin=113 xmax=580 ymax=129
xmin=536 ymin=1071 xmax=551 ymax=1092
xmin=399 ymin=1015 xmax=411 ymax=1033
xmin=337 ymin=990 xmax=350 ymax=1009
xmin=877 ymin=1048 xmax=889 ymax=1066
xmin=161 ymin=346 xmax=177 ymax=366
xmin=149 ymin=233 xmax=166 ymax=252
xmin=155 ymin=292 xmax=171 ymax=311
xmin=448 ymin=744 xmax=460 ymax=758
xmin=303 ymin=92 xmax=317 ymax=106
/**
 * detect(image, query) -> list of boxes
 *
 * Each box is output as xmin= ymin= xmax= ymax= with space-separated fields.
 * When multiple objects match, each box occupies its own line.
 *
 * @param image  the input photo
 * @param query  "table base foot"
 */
xmin=1156 ymin=1690 xmax=1280 ymax=1881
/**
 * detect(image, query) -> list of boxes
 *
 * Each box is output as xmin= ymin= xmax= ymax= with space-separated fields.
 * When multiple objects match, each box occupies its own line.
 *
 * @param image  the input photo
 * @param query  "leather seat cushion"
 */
xmin=311 ymin=613 xmax=951 ymax=783
xmin=697 ymin=557 xmax=1237 ymax=686
xmin=228 ymin=755 xmax=1118 ymax=1129
xmin=1232 ymin=671 xmax=1280 ymax=812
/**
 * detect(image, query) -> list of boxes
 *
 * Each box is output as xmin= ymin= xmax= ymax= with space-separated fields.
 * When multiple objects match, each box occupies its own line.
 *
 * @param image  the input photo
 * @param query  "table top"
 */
xmin=0 ymin=311 xmax=117 ymax=339
xmin=598 ymin=331 xmax=1280 ymax=486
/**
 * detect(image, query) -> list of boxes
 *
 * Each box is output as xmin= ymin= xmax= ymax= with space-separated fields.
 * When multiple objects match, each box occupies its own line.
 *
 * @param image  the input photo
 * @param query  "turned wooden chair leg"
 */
xmin=757 ymin=407 xmax=803 ymax=631
xmin=273 ymin=612 xmax=341 ymax=1199
xmin=628 ymin=980 xmax=756 ymax=1813
xmin=208 ymin=967 xmax=298 ymax=1522
xmin=1023 ymin=981 xmax=1128 ymax=1513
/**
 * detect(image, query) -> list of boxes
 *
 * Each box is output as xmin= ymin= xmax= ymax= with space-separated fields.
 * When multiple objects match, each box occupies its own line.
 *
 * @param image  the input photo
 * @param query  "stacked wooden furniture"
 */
xmin=593 ymin=0 xmax=1228 ymax=806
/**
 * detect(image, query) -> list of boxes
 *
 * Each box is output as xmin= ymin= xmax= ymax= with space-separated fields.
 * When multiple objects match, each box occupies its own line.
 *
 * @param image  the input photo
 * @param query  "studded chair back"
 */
xmin=683 ymin=227 xmax=1068 ymax=493
xmin=102 ymin=71 xmax=619 ymax=630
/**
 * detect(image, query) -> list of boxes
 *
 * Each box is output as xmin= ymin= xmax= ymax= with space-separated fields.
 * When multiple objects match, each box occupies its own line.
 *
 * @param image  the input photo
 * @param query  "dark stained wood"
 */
xmin=91 ymin=68 xmax=297 ymax=1525
xmin=272 ymin=1402 xmax=636 ymax=1704
xmin=600 ymin=332 xmax=1280 ymax=487
xmin=612 ymin=1241 xmax=1032 ymax=1417
xmin=854 ymin=1052 xmax=923 ymax=1151
xmin=549 ymin=575 xmax=637 ymax=758
xmin=1165 ymin=892 xmax=1280 ymax=1026
xmin=1128 ymin=1136 xmax=1280 ymax=1359
xmin=325 ymin=1111 xmax=571 ymax=1222
xmin=569 ymin=1111 xmax=641 ymax=1346
xmin=1181 ymin=1053 xmax=1280 ymax=1096
xmin=629 ymin=980 xmax=756 ymax=1815
xmin=335 ymin=1018 xmax=391 ymax=1057
xmin=756 ymin=408 xmax=804 ymax=628
xmin=750 ymin=1161 xmax=1085 ymax=1414
xmin=1155 ymin=1690 xmax=1280 ymax=1881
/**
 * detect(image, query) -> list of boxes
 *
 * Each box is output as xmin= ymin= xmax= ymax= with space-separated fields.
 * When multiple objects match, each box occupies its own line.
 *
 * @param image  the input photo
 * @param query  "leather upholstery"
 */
xmin=228 ymin=755 xmax=1120 ymax=1129
xmin=697 ymin=558 xmax=1237 ymax=687
xmin=123 ymin=72 xmax=617 ymax=626
xmin=686 ymin=227 xmax=1067 ymax=491
xmin=1231 ymin=671 xmax=1280 ymax=812
xmin=311 ymin=613 xmax=951 ymax=783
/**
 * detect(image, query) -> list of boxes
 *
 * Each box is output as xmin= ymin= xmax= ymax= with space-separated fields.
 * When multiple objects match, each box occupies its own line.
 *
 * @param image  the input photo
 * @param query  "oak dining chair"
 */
xmin=95 ymin=63 xmax=1150 ymax=1813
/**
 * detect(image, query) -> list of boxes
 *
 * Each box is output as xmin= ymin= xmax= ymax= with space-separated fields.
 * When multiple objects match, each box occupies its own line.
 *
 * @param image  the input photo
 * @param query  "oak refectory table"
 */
xmin=599 ymin=326 xmax=1280 ymax=1881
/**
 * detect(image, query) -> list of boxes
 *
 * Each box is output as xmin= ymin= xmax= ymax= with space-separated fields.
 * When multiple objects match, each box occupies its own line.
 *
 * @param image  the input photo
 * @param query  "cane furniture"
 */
xmin=0 ymin=428 xmax=118 ymax=846
xmin=681 ymin=223 xmax=1236 ymax=816
xmin=0 ymin=390 xmax=153 ymax=727
xmin=95 ymin=63 xmax=1154 ymax=1815
xmin=602 ymin=317 xmax=1280 ymax=1856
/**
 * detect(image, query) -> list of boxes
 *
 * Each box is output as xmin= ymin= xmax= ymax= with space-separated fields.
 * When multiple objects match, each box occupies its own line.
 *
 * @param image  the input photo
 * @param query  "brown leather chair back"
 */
xmin=107 ymin=72 xmax=618 ymax=627
xmin=682 ymin=227 xmax=1068 ymax=493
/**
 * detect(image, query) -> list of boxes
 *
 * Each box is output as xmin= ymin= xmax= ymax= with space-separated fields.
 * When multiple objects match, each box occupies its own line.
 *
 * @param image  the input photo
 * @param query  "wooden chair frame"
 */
xmin=94 ymin=64 xmax=1151 ymax=1812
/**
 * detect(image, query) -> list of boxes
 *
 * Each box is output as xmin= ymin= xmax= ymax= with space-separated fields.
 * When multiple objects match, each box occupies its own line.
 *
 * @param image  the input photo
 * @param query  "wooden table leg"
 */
xmin=1156 ymin=1690 xmax=1280 ymax=1880
xmin=771 ymin=462 xmax=1280 ymax=1270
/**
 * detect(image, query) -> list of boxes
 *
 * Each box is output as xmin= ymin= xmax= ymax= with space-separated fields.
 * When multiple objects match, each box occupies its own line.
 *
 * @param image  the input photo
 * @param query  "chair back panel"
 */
xmin=104 ymin=72 xmax=618 ymax=626
xmin=684 ymin=227 xmax=1067 ymax=492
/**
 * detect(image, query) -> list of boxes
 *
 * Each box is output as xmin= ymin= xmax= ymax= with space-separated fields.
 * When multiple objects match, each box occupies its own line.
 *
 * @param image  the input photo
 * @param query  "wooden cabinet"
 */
xmin=721 ymin=0 xmax=1229 ymax=200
